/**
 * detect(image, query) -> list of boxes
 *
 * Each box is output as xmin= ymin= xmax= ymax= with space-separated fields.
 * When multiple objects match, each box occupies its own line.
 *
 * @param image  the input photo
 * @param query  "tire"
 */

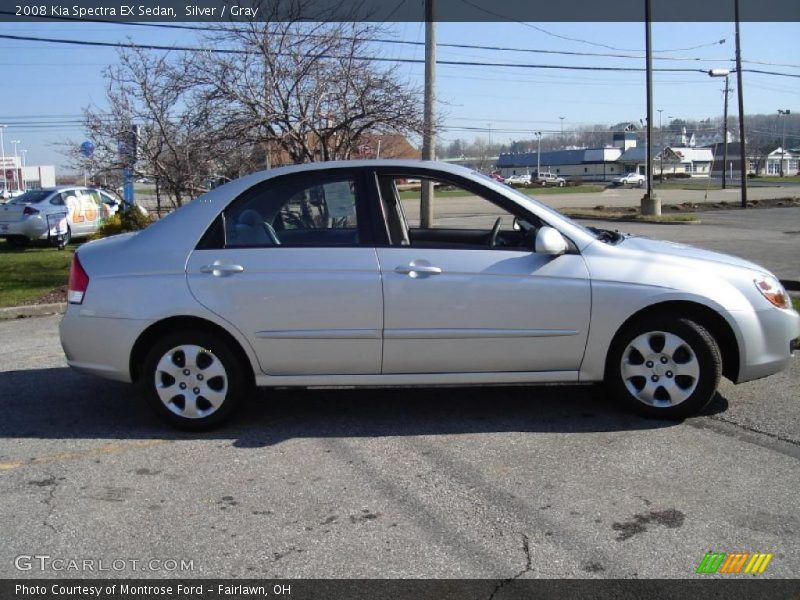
xmin=558 ymin=181 xmax=565 ymax=187
xmin=605 ymin=315 xmax=721 ymax=419
xmin=638 ymin=180 xmax=644 ymax=188
xmin=140 ymin=330 xmax=250 ymax=430
xmin=6 ymin=236 xmax=30 ymax=249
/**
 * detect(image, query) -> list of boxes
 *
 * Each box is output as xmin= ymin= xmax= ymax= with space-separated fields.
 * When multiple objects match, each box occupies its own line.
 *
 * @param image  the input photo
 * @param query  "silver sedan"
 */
xmin=59 ymin=160 xmax=800 ymax=429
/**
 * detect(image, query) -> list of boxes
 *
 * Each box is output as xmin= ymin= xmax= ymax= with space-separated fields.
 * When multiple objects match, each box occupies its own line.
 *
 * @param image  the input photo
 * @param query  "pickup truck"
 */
xmin=611 ymin=172 xmax=646 ymax=187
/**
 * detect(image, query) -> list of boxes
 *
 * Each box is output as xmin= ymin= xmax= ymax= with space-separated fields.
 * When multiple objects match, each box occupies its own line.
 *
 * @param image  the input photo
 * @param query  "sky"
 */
xmin=0 ymin=20 xmax=797 ymax=171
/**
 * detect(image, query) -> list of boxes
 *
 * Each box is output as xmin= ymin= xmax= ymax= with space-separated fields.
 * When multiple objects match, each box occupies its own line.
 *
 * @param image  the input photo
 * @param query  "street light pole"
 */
xmin=559 ymin=117 xmax=565 ymax=145
xmin=21 ymin=149 xmax=27 ymax=191
xmin=0 ymin=124 xmax=7 ymax=196
xmin=641 ymin=0 xmax=660 ymax=216
xmin=10 ymin=139 xmax=20 ymax=191
xmin=535 ymin=131 xmax=542 ymax=177
xmin=778 ymin=109 xmax=790 ymax=177
xmin=657 ymin=109 xmax=663 ymax=180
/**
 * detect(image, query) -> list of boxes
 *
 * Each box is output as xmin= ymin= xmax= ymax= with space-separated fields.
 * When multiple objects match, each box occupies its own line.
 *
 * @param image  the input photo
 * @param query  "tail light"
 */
xmin=22 ymin=206 xmax=40 ymax=216
xmin=68 ymin=254 xmax=89 ymax=304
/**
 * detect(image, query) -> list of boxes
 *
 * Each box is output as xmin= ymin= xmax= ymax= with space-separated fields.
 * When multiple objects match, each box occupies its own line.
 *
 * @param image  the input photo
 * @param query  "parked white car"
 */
xmin=505 ymin=174 xmax=531 ymax=185
xmin=60 ymin=160 xmax=799 ymax=429
xmin=612 ymin=173 xmax=646 ymax=187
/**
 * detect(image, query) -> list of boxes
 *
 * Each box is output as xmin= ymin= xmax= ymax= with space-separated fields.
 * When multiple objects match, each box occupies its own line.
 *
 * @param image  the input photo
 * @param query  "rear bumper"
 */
xmin=735 ymin=307 xmax=800 ymax=383
xmin=0 ymin=217 xmax=47 ymax=240
xmin=59 ymin=306 xmax=151 ymax=383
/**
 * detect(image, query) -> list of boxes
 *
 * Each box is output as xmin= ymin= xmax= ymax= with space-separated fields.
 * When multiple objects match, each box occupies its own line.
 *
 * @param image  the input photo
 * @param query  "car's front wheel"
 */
xmin=606 ymin=315 xmax=721 ymax=419
xmin=141 ymin=330 xmax=249 ymax=430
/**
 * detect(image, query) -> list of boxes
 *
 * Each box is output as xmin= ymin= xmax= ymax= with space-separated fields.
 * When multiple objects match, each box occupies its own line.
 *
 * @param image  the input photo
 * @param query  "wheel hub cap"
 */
xmin=620 ymin=331 xmax=700 ymax=407
xmin=154 ymin=345 xmax=228 ymax=419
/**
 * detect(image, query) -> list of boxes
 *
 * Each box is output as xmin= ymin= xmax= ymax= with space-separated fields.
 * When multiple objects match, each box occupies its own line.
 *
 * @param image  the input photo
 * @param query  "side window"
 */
xmin=389 ymin=176 xmax=516 ymax=231
xmin=49 ymin=193 xmax=65 ymax=206
xmin=223 ymin=177 xmax=360 ymax=248
xmin=378 ymin=175 xmax=535 ymax=250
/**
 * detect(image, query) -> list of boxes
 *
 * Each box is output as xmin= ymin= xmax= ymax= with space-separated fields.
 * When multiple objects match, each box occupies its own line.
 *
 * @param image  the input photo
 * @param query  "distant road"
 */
xmin=541 ymin=184 xmax=800 ymax=210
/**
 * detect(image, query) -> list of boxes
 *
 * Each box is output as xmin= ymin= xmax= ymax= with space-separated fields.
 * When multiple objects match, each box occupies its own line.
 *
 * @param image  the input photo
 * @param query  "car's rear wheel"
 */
xmin=606 ymin=315 xmax=721 ymax=419
xmin=141 ymin=330 xmax=249 ymax=430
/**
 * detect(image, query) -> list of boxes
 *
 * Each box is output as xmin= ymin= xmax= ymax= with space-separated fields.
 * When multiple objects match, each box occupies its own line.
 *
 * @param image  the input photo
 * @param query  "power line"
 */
xmin=456 ymin=0 xmax=728 ymax=54
xmin=0 ymin=33 xmax=719 ymax=73
xmin=5 ymin=9 xmax=799 ymax=68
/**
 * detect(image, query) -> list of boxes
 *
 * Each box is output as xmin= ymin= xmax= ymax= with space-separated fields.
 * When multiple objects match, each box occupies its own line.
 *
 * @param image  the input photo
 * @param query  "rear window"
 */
xmin=9 ymin=190 xmax=52 ymax=204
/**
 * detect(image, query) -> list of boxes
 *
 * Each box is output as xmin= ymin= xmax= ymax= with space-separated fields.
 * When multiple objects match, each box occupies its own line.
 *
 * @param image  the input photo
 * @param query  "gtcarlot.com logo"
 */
xmin=14 ymin=555 xmax=195 ymax=573
xmin=696 ymin=552 xmax=773 ymax=575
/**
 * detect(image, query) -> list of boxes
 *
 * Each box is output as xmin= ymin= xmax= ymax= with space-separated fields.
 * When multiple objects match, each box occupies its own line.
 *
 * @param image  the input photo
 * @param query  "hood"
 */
xmin=620 ymin=236 xmax=766 ymax=274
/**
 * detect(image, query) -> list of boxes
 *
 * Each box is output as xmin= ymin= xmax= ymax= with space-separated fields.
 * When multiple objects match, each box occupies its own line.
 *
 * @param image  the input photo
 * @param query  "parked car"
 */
xmin=489 ymin=172 xmax=505 ymax=183
xmin=505 ymin=174 xmax=531 ymax=185
xmin=611 ymin=172 xmax=646 ymax=187
xmin=0 ymin=186 xmax=141 ymax=248
xmin=59 ymin=160 xmax=800 ymax=430
xmin=533 ymin=172 xmax=567 ymax=187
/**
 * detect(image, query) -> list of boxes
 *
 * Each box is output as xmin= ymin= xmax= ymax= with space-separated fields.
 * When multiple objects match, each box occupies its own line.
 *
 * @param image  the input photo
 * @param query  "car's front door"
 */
xmin=374 ymin=171 xmax=591 ymax=375
xmin=186 ymin=170 xmax=383 ymax=376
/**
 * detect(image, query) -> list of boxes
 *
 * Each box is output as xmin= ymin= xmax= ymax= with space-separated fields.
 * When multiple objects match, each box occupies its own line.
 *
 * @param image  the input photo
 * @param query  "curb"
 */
xmin=0 ymin=302 xmax=67 ymax=320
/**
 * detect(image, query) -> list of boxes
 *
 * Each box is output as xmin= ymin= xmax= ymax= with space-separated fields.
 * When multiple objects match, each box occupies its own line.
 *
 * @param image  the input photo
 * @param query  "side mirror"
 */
xmin=535 ymin=226 xmax=568 ymax=255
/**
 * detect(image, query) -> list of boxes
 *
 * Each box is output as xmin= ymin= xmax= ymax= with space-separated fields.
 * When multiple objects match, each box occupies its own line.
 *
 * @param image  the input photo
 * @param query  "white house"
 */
xmin=763 ymin=147 xmax=799 ymax=176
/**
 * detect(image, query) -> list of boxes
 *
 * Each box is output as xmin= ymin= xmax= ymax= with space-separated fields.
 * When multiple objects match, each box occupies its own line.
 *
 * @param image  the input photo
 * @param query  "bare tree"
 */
xmin=73 ymin=45 xmax=217 ymax=208
xmin=190 ymin=13 xmax=423 ymax=167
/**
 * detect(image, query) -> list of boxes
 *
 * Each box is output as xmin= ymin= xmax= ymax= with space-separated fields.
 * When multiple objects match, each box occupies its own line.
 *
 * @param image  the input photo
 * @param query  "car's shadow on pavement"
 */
xmin=0 ymin=367 xmax=729 ymax=445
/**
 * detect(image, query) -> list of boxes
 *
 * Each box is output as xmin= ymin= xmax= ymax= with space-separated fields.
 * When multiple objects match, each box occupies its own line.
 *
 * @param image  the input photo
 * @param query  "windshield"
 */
xmin=499 ymin=179 xmax=601 ymax=240
xmin=8 ymin=190 xmax=52 ymax=205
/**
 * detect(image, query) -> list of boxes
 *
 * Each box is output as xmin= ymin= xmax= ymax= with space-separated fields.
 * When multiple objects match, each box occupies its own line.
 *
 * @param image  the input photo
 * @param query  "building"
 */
xmin=0 ymin=156 xmax=56 ymax=193
xmin=708 ymin=143 xmax=799 ymax=178
xmin=496 ymin=132 xmax=637 ymax=182
xmin=658 ymin=147 xmax=715 ymax=177
xmin=762 ymin=147 xmax=799 ymax=176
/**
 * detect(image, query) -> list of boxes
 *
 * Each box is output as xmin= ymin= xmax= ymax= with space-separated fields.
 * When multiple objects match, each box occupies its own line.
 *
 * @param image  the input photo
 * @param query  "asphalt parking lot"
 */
xmin=1 ymin=208 xmax=799 ymax=580
xmin=1 ymin=321 xmax=798 ymax=579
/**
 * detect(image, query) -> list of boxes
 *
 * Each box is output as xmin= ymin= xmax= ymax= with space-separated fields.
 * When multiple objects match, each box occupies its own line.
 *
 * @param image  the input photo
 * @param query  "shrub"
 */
xmin=92 ymin=208 xmax=153 ymax=240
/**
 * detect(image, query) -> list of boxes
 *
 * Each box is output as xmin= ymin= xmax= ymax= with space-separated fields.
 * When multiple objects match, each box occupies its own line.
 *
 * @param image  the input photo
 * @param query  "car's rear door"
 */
xmin=186 ymin=168 xmax=384 ymax=376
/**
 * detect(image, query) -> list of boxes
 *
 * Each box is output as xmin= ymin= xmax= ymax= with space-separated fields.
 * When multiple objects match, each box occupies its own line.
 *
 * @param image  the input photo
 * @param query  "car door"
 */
xmin=374 ymin=170 xmax=591 ymax=375
xmin=186 ymin=169 xmax=384 ymax=376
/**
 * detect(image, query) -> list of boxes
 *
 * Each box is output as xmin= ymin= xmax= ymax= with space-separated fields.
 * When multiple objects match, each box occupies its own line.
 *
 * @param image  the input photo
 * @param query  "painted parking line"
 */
xmin=0 ymin=440 xmax=167 ymax=471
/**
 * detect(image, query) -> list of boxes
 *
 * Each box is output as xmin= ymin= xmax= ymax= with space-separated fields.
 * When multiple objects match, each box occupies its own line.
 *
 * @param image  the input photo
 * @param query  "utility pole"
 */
xmin=709 ymin=69 xmax=731 ymax=189
xmin=778 ymin=109 xmax=790 ymax=177
xmin=420 ymin=0 xmax=436 ymax=228
xmin=535 ymin=131 xmax=542 ymax=176
xmin=641 ymin=0 xmax=660 ymax=216
xmin=722 ymin=78 xmax=730 ymax=189
xmin=734 ymin=0 xmax=748 ymax=208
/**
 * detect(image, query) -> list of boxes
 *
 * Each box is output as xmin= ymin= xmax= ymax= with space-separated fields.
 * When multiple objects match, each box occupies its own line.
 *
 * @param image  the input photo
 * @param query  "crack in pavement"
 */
xmin=487 ymin=534 xmax=531 ymax=600
xmin=35 ymin=474 xmax=60 ymax=534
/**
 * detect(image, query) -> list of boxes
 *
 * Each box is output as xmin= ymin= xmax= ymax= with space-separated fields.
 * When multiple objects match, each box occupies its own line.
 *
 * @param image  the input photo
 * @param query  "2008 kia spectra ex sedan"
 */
xmin=59 ymin=160 xmax=800 ymax=429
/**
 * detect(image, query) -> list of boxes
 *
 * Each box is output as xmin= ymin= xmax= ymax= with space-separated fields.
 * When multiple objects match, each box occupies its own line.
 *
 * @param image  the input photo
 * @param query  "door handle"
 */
xmin=395 ymin=262 xmax=442 ymax=278
xmin=200 ymin=262 xmax=245 ymax=276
